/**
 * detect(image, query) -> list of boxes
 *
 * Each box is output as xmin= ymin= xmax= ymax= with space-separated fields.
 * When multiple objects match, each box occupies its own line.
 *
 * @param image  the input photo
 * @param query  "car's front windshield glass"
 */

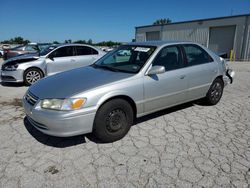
xmin=94 ymin=45 xmax=156 ymax=73
xmin=39 ymin=46 xmax=57 ymax=56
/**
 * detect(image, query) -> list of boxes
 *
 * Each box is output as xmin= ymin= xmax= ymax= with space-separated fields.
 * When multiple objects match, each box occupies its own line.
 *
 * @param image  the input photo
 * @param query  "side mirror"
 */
xmin=147 ymin=66 xmax=165 ymax=75
xmin=47 ymin=54 xmax=54 ymax=61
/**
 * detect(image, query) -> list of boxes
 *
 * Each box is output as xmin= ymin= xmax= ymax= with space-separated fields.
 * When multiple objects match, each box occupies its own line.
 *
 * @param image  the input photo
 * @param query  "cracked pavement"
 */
xmin=0 ymin=61 xmax=250 ymax=187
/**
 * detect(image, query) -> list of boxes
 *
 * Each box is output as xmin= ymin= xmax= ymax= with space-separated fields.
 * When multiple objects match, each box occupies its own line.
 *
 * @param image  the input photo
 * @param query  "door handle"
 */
xmin=180 ymin=75 xmax=186 ymax=79
xmin=70 ymin=59 xmax=76 ymax=62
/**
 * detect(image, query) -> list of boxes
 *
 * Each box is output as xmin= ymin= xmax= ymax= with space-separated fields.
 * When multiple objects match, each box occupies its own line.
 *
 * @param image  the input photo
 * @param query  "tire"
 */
xmin=205 ymin=78 xmax=224 ymax=105
xmin=93 ymin=99 xmax=134 ymax=143
xmin=24 ymin=68 xmax=43 ymax=86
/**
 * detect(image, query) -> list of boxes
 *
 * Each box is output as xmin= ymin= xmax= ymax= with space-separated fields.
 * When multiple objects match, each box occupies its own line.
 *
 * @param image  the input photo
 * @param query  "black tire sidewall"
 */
xmin=206 ymin=78 xmax=224 ymax=105
xmin=93 ymin=99 xmax=133 ymax=143
xmin=24 ymin=68 xmax=43 ymax=86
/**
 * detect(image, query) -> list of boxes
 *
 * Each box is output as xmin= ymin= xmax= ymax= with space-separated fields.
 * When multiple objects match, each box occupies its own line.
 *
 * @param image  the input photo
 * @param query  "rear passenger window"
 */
xmin=152 ymin=46 xmax=183 ymax=71
xmin=183 ymin=44 xmax=213 ymax=66
xmin=75 ymin=46 xmax=98 ymax=55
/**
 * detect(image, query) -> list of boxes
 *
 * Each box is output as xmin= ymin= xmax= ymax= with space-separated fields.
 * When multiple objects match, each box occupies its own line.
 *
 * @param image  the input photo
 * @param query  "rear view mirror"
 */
xmin=147 ymin=66 xmax=165 ymax=75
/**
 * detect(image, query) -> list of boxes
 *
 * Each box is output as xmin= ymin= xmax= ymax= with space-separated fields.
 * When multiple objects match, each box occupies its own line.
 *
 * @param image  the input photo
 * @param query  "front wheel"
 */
xmin=205 ymin=78 xmax=224 ymax=105
xmin=24 ymin=68 xmax=43 ymax=86
xmin=93 ymin=99 xmax=134 ymax=143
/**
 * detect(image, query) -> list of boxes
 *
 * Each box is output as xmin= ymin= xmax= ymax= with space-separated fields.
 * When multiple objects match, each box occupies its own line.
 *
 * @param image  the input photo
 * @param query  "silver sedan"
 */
xmin=23 ymin=41 xmax=234 ymax=142
xmin=1 ymin=44 xmax=105 ymax=85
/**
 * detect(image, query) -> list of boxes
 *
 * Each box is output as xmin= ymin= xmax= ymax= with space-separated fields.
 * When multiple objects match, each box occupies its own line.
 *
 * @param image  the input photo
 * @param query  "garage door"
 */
xmin=208 ymin=26 xmax=236 ymax=58
xmin=146 ymin=31 xmax=160 ymax=41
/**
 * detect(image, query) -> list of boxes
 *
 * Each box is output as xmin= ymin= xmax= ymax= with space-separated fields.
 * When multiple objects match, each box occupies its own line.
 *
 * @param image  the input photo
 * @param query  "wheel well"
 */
xmin=215 ymin=75 xmax=224 ymax=87
xmin=100 ymin=95 xmax=137 ymax=120
xmin=24 ymin=67 xmax=45 ymax=77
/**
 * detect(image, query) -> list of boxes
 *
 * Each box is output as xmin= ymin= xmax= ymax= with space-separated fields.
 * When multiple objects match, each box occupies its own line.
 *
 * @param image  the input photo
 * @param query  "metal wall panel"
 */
xmin=241 ymin=17 xmax=250 ymax=60
xmin=244 ymin=25 xmax=250 ymax=60
xmin=162 ymin=27 xmax=208 ymax=46
xmin=146 ymin=31 xmax=160 ymax=41
xmin=136 ymin=15 xmax=250 ymax=60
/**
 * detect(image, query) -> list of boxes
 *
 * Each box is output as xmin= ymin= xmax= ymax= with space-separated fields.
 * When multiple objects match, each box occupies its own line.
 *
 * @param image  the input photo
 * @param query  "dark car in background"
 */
xmin=3 ymin=43 xmax=50 ymax=60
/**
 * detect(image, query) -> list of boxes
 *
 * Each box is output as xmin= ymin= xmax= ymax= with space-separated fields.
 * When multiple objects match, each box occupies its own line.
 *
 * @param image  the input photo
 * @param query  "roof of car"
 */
xmin=49 ymin=43 xmax=97 ymax=48
xmin=126 ymin=41 xmax=194 ymax=47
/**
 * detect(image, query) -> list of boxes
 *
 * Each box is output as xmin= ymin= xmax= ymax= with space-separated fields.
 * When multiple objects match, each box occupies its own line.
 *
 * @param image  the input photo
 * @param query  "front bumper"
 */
xmin=223 ymin=69 xmax=235 ymax=85
xmin=23 ymin=96 xmax=97 ymax=137
xmin=1 ymin=69 xmax=24 ymax=83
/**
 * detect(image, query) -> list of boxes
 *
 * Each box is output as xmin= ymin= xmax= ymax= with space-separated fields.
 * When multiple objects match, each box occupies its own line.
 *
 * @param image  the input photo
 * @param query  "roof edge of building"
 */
xmin=135 ymin=13 xmax=250 ymax=29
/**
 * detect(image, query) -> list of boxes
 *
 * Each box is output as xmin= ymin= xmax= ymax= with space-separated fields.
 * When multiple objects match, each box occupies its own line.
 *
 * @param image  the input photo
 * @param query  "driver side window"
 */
xmin=51 ymin=46 xmax=74 ymax=58
xmin=153 ymin=46 xmax=183 ymax=71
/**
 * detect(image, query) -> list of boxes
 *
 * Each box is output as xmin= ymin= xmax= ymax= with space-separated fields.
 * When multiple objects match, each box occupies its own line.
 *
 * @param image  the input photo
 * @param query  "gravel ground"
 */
xmin=0 ymin=60 xmax=250 ymax=187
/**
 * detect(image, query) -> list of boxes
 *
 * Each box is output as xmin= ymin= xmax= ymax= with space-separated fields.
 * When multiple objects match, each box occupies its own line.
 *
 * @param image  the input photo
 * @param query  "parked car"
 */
xmin=23 ymin=41 xmax=234 ymax=142
xmin=0 ymin=49 xmax=3 ymax=57
xmin=1 ymin=44 xmax=105 ymax=85
xmin=101 ymin=47 xmax=114 ymax=52
xmin=3 ymin=43 xmax=51 ymax=60
xmin=117 ymin=49 xmax=131 ymax=56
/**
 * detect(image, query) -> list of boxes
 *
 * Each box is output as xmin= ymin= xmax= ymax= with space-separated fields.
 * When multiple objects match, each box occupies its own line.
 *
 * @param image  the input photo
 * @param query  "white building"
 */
xmin=135 ymin=14 xmax=250 ymax=60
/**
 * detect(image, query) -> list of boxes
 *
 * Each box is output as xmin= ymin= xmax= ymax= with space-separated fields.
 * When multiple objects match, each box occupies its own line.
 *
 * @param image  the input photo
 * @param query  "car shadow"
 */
xmin=135 ymin=102 xmax=194 ymax=124
xmin=0 ymin=81 xmax=26 ymax=87
xmin=23 ymin=117 xmax=87 ymax=148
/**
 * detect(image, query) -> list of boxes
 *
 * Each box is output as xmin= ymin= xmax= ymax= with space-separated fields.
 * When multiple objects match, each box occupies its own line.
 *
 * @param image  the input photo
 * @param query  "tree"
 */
xmin=87 ymin=39 xmax=92 ymax=45
xmin=64 ymin=39 xmax=72 ymax=43
xmin=53 ymin=41 xmax=60 ymax=44
xmin=96 ymin=41 xmax=121 ymax=47
xmin=1 ymin=36 xmax=30 ymax=44
xmin=153 ymin=18 xmax=172 ymax=25
xmin=73 ymin=40 xmax=87 ymax=44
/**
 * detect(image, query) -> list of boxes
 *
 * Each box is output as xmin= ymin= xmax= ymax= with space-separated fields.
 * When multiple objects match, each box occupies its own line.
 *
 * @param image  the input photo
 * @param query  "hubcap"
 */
xmin=106 ymin=109 xmax=126 ymax=133
xmin=210 ymin=82 xmax=222 ymax=102
xmin=26 ymin=71 xmax=41 ymax=84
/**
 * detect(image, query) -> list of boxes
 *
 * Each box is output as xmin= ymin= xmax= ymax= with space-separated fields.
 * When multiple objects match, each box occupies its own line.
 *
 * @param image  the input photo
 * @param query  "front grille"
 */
xmin=25 ymin=91 xmax=39 ymax=106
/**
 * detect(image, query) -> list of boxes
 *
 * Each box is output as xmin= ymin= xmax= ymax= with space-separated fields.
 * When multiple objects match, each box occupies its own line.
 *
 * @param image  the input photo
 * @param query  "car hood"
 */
xmin=2 ymin=53 xmax=40 ymax=66
xmin=29 ymin=66 xmax=134 ymax=99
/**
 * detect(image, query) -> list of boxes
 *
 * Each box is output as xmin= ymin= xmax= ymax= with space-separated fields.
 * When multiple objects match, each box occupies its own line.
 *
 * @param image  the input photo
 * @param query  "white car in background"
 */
xmin=117 ymin=49 xmax=131 ymax=56
xmin=1 ymin=44 xmax=105 ymax=85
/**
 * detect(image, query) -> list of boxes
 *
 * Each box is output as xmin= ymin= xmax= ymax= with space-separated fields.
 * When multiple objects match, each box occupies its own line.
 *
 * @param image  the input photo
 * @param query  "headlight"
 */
xmin=4 ymin=64 xmax=18 ymax=71
xmin=40 ymin=98 xmax=86 ymax=111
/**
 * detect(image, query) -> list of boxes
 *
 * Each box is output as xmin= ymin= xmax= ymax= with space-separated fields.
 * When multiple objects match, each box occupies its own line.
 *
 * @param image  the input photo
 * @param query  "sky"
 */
xmin=0 ymin=0 xmax=250 ymax=43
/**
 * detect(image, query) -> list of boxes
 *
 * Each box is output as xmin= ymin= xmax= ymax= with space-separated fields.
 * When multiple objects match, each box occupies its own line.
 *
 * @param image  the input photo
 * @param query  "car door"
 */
xmin=74 ymin=46 xmax=100 ymax=67
xmin=46 ymin=46 xmax=75 ymax=76
xmin=143 ymin=45 xmax=188 ymax=113
xmin=181 ymin=44 xmax=218 ymax=100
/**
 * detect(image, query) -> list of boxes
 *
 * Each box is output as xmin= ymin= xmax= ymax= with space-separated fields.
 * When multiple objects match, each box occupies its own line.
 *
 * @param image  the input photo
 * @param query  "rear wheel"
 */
xmin=24 ymin=68 xmax=43 ymax=86
xmin=93 ymin=99 xmax=133 ymax=143
xmin=205 ymin=78 xmax=224 ymax=105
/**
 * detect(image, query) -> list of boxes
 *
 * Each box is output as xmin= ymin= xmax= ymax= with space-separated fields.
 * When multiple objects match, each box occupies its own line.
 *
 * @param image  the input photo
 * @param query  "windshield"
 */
xmin=39 ymin=46 xmax=57 ymax=56
xmin=94 ymin=45 xmax=156 ymax=73
xmin=38 ymin=44 xmax=51 ymax=51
